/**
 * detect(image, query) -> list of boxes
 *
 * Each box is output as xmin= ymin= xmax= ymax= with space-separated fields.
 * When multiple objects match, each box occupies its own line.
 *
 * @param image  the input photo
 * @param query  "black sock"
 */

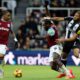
xmin=61 ymin=59 xmax=67 ymax=66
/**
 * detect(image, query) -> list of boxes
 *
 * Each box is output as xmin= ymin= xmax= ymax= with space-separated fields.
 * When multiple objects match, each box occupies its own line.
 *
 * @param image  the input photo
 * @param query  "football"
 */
xmin=13 ymin=69 xmax=22 ymax=78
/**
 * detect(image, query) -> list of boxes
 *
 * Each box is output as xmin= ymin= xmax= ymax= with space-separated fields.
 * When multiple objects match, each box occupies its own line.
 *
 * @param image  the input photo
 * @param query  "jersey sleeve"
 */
xmin=47 ymin=28 xmax=55 ymax=36
xmin=64 ymin=17 xmax=73 ymax=21
xmin=76 ymin=27 xmax=80 ymax=35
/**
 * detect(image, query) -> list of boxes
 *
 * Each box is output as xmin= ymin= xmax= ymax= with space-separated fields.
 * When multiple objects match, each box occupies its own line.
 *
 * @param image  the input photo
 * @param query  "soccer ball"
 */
xmin=13 ymin=69 xmax=22 ymax=78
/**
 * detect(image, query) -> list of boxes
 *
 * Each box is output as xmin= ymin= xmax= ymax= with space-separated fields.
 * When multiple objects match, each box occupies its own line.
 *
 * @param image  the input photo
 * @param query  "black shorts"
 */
xmin=73 ymin=39 xmax=80 ymax=48
xmin=63 ymin=41 xmax=75 ymax=54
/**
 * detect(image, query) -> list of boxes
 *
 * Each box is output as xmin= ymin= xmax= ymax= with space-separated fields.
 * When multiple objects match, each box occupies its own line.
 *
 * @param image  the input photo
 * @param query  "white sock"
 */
xmin=58 ymin=68 xmax=65 ymax=73
xmin=61 ymin=65 xmax=71 ymax=76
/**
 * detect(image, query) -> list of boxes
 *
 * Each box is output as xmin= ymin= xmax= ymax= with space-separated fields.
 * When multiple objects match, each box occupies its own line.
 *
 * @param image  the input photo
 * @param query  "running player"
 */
xmin=50 ymin=11 xmax=80 ymax=78
xmin=0 ymin=10 xmax=17 ymax=78
xmin=42 ymin=19 xmax=75 ymax=79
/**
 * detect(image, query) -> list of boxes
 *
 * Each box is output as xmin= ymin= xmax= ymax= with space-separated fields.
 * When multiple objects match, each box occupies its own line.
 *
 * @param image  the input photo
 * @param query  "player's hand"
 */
xmin=14 ymin=37 xmax=18 ymax=42
xmin=55 ymin=37 xmax=65 ymax=43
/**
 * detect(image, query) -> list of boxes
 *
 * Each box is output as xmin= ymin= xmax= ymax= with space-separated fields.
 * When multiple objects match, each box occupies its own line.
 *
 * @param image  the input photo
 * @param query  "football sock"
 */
xmin=61 ymin=65 xmax=71 ymax=76
xmin=58 ymin=68 xmax=65 ymax=73
xmin=61 ymin=59 xmax=67 ymax=66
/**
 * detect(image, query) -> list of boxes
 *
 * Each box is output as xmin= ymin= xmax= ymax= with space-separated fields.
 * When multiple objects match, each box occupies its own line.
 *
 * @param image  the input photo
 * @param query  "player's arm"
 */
xmin=51 ymin=16 xmax=73 ymax=21
xmin=10 ymin=23 xmax=18 ymax=42
xmin=56 ymin=28 xmax=80 ymax=43
xmin=41 ymin=17 xmax=64 ymax=21
xmin=42 ymin=16 xmax=73 ymax=22
xmin=51 ymin=17 xmax=65 ymax=21
xmin=64 ymin=33 xmax=78 ymax=42
xmin=56 ymin=33 xmax=78 ymax=43
xmin=64 ymin=28 xmax=80 ymax=42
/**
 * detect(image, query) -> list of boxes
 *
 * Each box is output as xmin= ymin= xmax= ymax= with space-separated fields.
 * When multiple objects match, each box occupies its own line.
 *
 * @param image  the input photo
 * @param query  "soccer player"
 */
xmin=0 ymin=10 xmax=17 ymax=78
xmin=50 ymin=11 xmax=80 ymax=78
xmin=42 ymin=19 xmax=75 ymax=79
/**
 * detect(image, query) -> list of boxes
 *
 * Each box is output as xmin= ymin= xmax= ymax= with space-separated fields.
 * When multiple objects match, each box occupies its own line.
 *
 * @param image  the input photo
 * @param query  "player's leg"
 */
xmin=54 ymin=53 xmax=75 ymax=79
xmin=49 ymin=46 xmax=62 ymax=72
xmin=50 ymin=61 xmax=59 ymax=71
xmin=0 ymin=45 xmax=7 ymax=78
xmin=61 ymin=41 xmax=74 ymax=66
xmin=58 ymin=42 xmax=75 ymax=78
xmin=0 ymin=54 xmax=4 ymax=78
xmin=50 ymin=53 xmax=75 ymax=79
xmin=49 ymin=45 xmax=75 ymax=78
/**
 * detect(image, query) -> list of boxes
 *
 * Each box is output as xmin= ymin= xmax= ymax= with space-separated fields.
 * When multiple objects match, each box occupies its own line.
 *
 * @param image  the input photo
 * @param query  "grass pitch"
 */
xmin=0 ymin=65 xmax=80 ymax=80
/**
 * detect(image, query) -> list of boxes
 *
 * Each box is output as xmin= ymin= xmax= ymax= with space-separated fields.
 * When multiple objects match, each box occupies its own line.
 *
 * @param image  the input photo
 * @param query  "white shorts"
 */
xmin=0 ymin=44 xmax=7 ymax=55
xmin=49 ymin=44 xmax=63 ymax=62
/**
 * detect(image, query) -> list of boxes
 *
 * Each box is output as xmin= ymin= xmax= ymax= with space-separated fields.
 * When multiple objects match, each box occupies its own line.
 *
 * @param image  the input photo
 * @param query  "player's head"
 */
xmin=2 ymin=10 xmax=11 ymax=21
xmin=73 ymin=11 xmax=80 ymax=21
xmin=43 ymin=19 xmax=53 ymax=31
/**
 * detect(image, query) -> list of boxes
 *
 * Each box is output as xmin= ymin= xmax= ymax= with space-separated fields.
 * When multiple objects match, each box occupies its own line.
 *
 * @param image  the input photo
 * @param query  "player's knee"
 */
xmin=50 ymin=62 xmax=55 ymax=70
xmin=51 ymin=65 xmax=56 ymax=70
xmin=50 ymin=62 xmax=58 ymax=71
xmin=54 ymin=59 xmax=63 ymax=67
xmin=51 ymin=64 xmax=57 ymax=70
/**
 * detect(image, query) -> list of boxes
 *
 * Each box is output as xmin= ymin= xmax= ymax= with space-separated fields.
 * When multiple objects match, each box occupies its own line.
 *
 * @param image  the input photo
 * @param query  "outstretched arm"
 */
xmin=10 ymin=23 xmax=18 ymax=42
xmin=56 ymin=33 xmax=78 ymax=43
xmin=51 ymin=17 xmax=65 ymax=21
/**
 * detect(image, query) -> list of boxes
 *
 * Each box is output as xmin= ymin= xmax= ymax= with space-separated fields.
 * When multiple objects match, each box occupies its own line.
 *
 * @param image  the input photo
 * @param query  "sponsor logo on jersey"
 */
xmin=0 ymin=27 xmax=9 ymax=31
xmin=7 ymin=24 xmax=10 ymax=27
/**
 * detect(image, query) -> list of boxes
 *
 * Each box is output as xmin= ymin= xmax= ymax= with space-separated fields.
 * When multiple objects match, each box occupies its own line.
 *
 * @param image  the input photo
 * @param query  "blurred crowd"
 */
xmin=15 ymin=12 xmax=66 ymax=50
xmin=15 ymin=0 xmax=80 ymax=50
xmin=29 ymin=0 xmax=80 ymax=7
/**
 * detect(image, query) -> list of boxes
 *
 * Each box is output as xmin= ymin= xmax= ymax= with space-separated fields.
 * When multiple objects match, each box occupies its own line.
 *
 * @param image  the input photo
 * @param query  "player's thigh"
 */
xmin=0 ymin=44 xmax=7 ymax=56
xmin=49 ymin=45 xmax=62 ymax=62
xmin=50 ymin=61 xmax=58 ymax=69
xmin=62 ymin=41 xmax=74 ymax=58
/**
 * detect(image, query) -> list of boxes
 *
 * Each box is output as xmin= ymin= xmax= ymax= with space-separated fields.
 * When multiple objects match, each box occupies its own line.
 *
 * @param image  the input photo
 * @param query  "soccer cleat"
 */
xmin=65 ymin=69 xmax=75 ymax=79
xmin=69 ymin=69 xmax=75 ymax=78
xmin=65 ymin=75 xmax=75 ymax=79
xmin=0 ymin=69 xmax=4 ymax=78
xmin=56 ymin=73 xmax=66 ymax=78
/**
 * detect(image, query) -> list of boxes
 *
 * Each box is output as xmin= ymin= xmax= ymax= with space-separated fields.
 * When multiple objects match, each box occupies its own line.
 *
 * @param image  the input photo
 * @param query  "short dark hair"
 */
xmin=44 ymin=19 xmax=53 ymax=25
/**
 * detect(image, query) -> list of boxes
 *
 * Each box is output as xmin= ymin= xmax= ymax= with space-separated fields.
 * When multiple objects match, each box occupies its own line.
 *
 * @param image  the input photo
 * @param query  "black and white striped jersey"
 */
xmin=64 ymin=17 xmax=80 ymax=39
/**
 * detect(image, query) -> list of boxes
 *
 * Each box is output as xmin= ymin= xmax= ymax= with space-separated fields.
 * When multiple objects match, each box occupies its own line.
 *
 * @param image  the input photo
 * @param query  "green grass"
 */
xmin=0 ymin=65 xmax=80 ymax=80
